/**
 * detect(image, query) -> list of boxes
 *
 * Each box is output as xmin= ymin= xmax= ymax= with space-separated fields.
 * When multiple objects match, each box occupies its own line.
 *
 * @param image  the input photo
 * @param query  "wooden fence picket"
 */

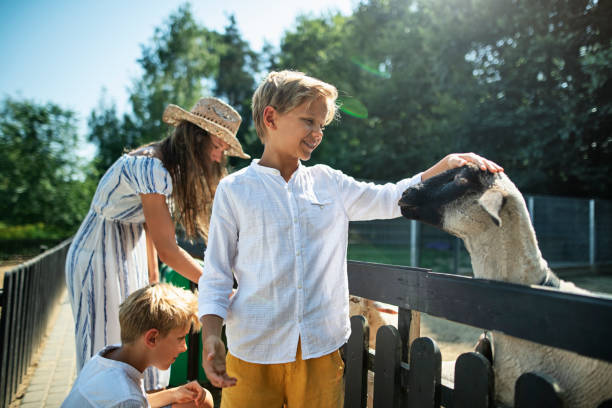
xmin=514 ymin=372 xmax=564 ymax=408
xmin=344 ymin=315 xmax=369 ymax=408
xmin=405 ymin=337 xmax=442 ymax=408
xmin=453 ymin=351 xmax=493 ymax=408
xmin=373 ymin=325 xmax=401 ymax=408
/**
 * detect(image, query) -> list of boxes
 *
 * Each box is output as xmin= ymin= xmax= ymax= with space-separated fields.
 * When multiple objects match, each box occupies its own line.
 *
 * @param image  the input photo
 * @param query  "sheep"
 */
xmin=397 ymin=163 xmax=612 ymax=408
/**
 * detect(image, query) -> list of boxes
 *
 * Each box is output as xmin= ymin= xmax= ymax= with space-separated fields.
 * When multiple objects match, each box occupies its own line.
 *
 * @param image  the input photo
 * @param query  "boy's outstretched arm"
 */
xmin=201 ymin=314 xmax=237 ymax=388
xmin=421 ymin=153 xmax=504 ymax=181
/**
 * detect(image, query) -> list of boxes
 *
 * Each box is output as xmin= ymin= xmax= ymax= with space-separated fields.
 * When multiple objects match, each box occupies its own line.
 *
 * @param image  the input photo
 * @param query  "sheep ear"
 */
xmin=478 ymin=189 xmax=505 ymax=227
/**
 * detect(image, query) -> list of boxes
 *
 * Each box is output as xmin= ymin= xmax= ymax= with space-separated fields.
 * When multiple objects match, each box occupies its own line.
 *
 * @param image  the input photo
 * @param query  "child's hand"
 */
xmin=173 ymin=380 xmax=203 ymax=403
xmin=422 ymin=153 xmax=504 ymax=181
xmin=171 ymin=381 xmax=213 ymax=408
xmin=202 ymin=335 xmax=237 ymax=388
xmin=445 ymin=153 xmax=504 ymax=173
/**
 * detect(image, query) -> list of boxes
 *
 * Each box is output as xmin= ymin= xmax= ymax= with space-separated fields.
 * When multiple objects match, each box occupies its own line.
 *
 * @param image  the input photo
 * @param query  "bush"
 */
xmin=0 ymin=222 xmax=71 ymax=260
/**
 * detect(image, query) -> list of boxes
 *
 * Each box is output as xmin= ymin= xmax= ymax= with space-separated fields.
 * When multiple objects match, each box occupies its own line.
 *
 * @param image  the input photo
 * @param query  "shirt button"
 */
xmin=296 ymin=251 xmax=300 ymax=256
xmin=297 ymin=284 xmax=302 ymax=289
xmin=293 ymin=217 xmax=298 ymax=223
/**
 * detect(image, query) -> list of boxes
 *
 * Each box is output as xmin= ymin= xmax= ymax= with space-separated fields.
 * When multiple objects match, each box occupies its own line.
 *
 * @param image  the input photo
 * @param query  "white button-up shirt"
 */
xmin=198 ymin=160 xmax=421 ymax=364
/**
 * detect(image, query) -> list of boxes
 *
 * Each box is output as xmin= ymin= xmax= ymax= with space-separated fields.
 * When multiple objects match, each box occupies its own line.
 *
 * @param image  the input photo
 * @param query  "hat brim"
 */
xmin=163 ymin=104 xmax=250 ymax=159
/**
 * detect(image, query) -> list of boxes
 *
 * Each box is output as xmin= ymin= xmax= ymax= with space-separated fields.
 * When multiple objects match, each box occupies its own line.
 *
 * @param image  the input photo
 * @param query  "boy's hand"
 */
xmin=445 ymin=153 xmax=504 ymax=173
xmin=171 ymin=381 xmax=214 ymax=408
xmin=422 ymin=152 xmax=504 ymax=181
xmin=172 ymin=380 xmax=202 ymax=403
xmin=202 ymin=335 xmax=237 ymax=388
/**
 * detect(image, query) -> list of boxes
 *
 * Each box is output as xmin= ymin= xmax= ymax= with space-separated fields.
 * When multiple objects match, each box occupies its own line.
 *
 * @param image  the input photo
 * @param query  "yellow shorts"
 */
xmin=221 ymin=341 xmax=345 ymax=408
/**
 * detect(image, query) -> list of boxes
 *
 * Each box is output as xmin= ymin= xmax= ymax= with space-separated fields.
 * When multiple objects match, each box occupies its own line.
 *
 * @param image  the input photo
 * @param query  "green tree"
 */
xmin=87 ymin=93 xmax=133 ymax=177
xmin=214 ymin=15 xmax=262 ymax=163
xmin=129 ymin=3 xmax=220 ymax=148
xmin=275 ymin=0 xmax=611 ymax=198
xmin=458 ymin=0 xmax=612 ymax=197
xmin=276 ymin=1 xmax=469 ymax=179
xmin=0 ymin=97 xmax=94 ymax=233
xmin=88 ymin=6 xmax=260 ymax=172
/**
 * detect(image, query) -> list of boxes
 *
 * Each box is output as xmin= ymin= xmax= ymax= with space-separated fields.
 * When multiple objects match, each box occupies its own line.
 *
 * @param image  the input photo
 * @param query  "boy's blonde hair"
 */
xmin=251 ymin=70 xmax=339 ymax=142
xmin=119 ymin=283 xmax=201 ymax=344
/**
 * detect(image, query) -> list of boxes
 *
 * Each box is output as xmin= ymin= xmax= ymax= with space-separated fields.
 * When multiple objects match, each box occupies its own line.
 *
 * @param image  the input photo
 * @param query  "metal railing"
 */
xmin=0 ymin=239 xmax=71 ymax=408
xmin=349 ymin=195 xmax=612 ymax=274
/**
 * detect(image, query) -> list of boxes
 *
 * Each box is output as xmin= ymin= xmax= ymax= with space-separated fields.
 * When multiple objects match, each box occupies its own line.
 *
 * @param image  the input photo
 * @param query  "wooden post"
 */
xmin=373 ymin=325 xmax=402 ymax=408
xmin=398 ymin=307 xmax=420 ymax=365
xmin=344 ymin=315 xmax=369 ymax=408
xmin=453 ymin=352 xmax=493 ymax=408
xmin=405 ymin=337 xmax=441 ymax=408
xmin=515 ymin=372 xmax=564 ymax=408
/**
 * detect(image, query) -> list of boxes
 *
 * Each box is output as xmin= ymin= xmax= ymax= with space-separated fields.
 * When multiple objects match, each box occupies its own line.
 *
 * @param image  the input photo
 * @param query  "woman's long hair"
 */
xmin=157 ymin=121 xmax=227 ymax=242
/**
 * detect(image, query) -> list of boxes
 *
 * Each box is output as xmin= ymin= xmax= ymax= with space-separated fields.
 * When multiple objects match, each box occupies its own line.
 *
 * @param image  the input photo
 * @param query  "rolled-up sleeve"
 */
xmin=334 ymin=169 xmax=422 ymax=221
xmin=198 ymin=182 xmax=237 ymax=320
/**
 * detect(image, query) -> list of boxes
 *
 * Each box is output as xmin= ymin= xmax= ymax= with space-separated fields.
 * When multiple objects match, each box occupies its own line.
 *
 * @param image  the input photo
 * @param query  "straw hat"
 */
xmin=163 ymin=97 xmax=250 ymax=159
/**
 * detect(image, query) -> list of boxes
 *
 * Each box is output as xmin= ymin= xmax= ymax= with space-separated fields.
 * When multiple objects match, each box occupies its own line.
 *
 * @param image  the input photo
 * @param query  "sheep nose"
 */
xmin=398 ymin=196 xmax=413 ymax=207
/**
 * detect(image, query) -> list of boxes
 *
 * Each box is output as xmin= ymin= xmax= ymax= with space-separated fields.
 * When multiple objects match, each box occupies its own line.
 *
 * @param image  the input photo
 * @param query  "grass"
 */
xmin=347 ymin=243 xmax=472 ymax=274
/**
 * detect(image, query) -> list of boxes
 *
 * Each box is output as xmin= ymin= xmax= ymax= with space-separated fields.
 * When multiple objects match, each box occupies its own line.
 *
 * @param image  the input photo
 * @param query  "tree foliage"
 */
xmin=68 ymin=0 xmax=612 ymax=204
xmin=0 ymin=97 xmax=94 ymax=232
xmin=4 ymin=0 xmax=610 ymax=241
xmin=275 ymin=0 xmax=611 ymax=197
xmin=88 ymin=5 xmax=262 ymax=173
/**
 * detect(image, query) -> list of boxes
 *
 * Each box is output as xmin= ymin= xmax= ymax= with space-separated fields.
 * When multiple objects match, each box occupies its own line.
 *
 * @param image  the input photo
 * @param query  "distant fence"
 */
xmin=349 ymin=195 xmax=612 ymax=274
xmin=0 ymin=239 xmax=71 ymax=408
xmin=343 ymin=261 xmax=612 ymax=407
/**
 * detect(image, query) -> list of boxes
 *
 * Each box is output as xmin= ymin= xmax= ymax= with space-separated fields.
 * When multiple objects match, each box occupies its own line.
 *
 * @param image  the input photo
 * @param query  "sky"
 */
xmin=0 ymin=0 xmax=355 ymax=156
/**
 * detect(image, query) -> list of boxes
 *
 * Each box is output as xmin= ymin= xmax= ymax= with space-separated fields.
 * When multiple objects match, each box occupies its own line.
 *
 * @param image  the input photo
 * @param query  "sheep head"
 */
xmin=399 ymin=164 xmax=548 ymax=284
xmin=398 ymin=164 xmax=514 ymax=237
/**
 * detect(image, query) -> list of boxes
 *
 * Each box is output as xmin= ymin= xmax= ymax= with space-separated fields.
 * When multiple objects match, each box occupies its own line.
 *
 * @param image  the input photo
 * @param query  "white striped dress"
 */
xmin=65 ymin=154 xmax=172 ymax=391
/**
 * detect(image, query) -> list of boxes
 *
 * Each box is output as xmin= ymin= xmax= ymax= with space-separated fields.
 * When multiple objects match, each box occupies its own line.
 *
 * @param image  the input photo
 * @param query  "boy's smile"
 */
xmin=276 ymin=96 xmax=327 ymax=160
xmin=259 ymin=96 xmax=329 ymax=179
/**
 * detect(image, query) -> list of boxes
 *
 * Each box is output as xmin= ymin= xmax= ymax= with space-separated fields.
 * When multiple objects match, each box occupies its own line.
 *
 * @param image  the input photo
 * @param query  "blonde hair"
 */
xmin=119 ymin=283 xmax=201 ymax=344
xmin=251 ymin=70 xmax=339 ymax=142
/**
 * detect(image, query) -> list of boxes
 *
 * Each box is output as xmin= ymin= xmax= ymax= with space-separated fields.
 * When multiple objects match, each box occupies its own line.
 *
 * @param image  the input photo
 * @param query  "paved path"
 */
xmin=15 ymin=292 xmax=76 ymax=408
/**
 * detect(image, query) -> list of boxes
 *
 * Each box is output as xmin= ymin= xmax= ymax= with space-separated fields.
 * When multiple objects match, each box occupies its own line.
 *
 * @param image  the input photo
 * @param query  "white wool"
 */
xmin=439 ymin=172 xmax=612 ymax=407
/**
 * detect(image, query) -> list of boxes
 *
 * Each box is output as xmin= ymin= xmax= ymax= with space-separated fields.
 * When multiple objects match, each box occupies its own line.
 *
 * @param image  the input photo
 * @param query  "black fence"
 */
xmin=0 ymin=239 xmax=71 ymax=408
xmin=343 ymin=261 xmax=612 ymax=408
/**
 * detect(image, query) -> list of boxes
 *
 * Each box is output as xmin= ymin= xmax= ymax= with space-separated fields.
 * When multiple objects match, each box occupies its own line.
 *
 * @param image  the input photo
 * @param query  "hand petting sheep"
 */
xmin=421 ymin=152 xmax=504 ymax=182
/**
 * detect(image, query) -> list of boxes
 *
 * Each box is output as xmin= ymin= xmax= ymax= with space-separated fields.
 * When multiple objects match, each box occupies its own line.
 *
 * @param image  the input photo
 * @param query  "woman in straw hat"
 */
xmin=65 ymin=97 xmax=249 ymax=392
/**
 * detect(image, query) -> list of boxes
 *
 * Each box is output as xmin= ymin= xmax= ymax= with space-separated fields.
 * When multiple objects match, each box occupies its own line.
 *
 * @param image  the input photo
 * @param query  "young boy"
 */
xmin=62 ymin=283 xmax=214 ymax=408
xmin=198 ymin=70 xmax=503 ymax=407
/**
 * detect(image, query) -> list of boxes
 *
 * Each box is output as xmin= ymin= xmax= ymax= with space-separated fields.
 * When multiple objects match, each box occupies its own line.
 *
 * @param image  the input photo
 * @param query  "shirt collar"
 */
xmin=98 ymin=344 xmax=145 ymax=383
xmin=250 ymin=159 xmax=304 ymax=181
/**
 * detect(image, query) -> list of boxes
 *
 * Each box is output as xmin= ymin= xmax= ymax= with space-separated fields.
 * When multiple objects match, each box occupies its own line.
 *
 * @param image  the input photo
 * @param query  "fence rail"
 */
xmin=0 ymin=239 xmax=71 ymax=408
xmin=343 ymin=260 xmax=612 ymax=407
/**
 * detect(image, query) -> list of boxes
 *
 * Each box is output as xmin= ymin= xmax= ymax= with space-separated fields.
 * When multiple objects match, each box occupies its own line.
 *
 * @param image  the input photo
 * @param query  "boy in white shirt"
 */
xmin=62 ymin=283 xmax=213 ymax=408
xmin=198 ymin=70 xmax=503 ymax=407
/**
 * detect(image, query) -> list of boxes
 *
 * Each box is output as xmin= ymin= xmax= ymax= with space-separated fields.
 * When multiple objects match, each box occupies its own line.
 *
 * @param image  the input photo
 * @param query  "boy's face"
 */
xmin=151 ymin=325 xmax=189 ymax=370
xmin=266 ymin=96 xmax=328 ymax=162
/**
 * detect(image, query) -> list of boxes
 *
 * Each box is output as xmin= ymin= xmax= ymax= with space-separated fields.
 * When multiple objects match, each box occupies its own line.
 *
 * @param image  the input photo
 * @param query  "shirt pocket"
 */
xmin=303 ymin=195 xmax=337 ymax=235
